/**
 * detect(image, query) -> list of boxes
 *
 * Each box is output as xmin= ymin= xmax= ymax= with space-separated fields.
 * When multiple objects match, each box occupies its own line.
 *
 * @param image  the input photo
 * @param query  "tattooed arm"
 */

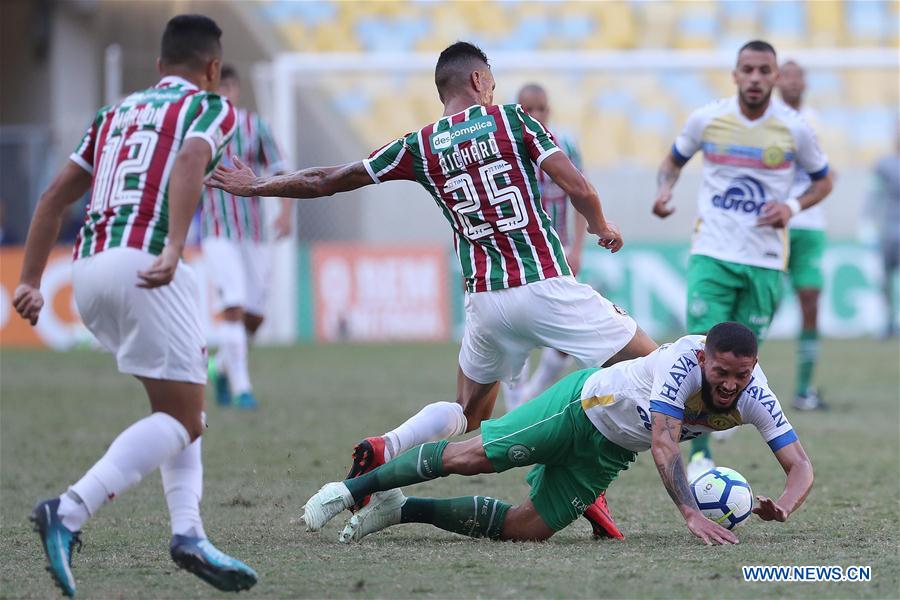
xmin=208 ymin=157 xmax=375 ymax=199
xmin=651 ymin=154 xmax=683 ymax=218
xmin=650 ymin=413 xmax=738 ymax=545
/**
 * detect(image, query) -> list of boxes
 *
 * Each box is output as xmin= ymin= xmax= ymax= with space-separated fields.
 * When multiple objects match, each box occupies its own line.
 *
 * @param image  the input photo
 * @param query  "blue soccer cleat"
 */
xmin=208 ymin=357 xmax=231 ymax=406
xmin=30 ymin=498 xmax=82 ymax=597
xmin=234 ymin=391 xmax=258 ymax=410
xmin=170 ymin=535 xmax=258 ymax=592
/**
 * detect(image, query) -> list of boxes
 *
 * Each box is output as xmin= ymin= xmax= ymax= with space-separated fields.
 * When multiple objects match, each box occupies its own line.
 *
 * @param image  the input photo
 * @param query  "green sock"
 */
xmin=344 ymin=440 xmax=448 ymax=504
xmin=796 ymin=328 xmax=819 ymax=395
xmin=400 ymin=496 xmax=511 ymax=539
xmin=690 ymin=435 xmax=711 ymax=460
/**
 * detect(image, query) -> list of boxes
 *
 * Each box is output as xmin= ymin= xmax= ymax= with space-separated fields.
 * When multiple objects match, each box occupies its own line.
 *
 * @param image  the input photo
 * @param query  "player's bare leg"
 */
xmin=793 ymin=288 xmax=825 ymax=410
xmin=216 ymin=306 xmax=257 ymax=409
xmin=602 ymin=326 xmax=658 ymax=367
xmin=243 ymin=311 xmax=264 ymax=336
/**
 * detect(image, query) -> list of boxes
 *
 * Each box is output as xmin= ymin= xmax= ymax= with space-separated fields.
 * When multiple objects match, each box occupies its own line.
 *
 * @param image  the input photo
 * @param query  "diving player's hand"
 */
xmin=208 ymin=156 xmax=260 ymax=197
xmin=591 ymin=222 xmax=624 ymax=253
xmin=685 ymin=511 xmax=739 ymax=545
xmin=12 ymin=283 xmax=44 ymax=326
xmin=757 ymin=203 xmax=791 ymax=228
xmin=137 ymin=245 xmax=181 ymax=289
xmin=752 ymin=495 xmax=788 ymax=522
xmin=652 ymin=188 xmax=675 ymax=218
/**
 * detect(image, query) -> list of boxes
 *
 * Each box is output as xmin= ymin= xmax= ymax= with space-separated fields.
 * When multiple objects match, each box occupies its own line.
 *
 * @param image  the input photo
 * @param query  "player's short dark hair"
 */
xmin=737 ymin=40 xmax=777 ymax=60
xmin=160 ymin=14 xmax=223 ymax=71
xmin=705 ymin=322 xmax=758 ymax=358
xmin=435 ymin=41 xmax=490 ymax=101
xmin=221 ymin=64 xmax=239 ymax=82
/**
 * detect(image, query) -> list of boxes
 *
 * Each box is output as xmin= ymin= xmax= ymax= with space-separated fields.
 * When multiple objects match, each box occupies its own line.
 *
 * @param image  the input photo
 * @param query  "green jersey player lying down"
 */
xmin=301 ymin=322 xmax=813 ymax=545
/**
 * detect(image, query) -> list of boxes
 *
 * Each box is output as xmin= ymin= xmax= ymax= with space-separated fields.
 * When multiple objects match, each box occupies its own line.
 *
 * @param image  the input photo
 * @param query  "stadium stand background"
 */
xmin=1 ymin=0 xmax=897 ymax=344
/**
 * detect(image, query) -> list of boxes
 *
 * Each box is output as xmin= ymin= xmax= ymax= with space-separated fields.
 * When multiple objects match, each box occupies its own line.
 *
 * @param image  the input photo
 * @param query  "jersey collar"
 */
xmin=157 ymin=75 xmax=200 ymax=91
xmin=730 ymin=95 xmax=775 ymax=127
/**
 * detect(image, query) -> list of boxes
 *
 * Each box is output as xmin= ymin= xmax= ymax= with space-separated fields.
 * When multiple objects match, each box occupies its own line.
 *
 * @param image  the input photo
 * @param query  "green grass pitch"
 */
xmin=2 ymin=339 xmax=898 ymax=598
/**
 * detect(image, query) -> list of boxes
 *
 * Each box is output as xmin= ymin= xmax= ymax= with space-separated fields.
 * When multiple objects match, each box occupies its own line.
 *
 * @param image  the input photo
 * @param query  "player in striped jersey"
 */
xmin=209 ymin=42 xmax=657 ymax=534
xmin=201 ymin=65 xmax=293 ymax=410
xmin=12 ymin=15 xmax=256 ymax=595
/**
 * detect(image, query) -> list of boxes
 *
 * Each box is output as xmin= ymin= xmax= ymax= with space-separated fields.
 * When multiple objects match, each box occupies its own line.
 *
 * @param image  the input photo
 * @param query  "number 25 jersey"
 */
xmin=364 ymin=103 xmax=571 ymax=293
xmin=70 ymin=75 xmax=236 ymax=259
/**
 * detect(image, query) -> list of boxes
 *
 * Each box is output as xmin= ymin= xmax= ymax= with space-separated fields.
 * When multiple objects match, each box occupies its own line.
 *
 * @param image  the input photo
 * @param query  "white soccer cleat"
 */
xmin=686 ymin=453 xmax=716 ymax=483
xmin=338 ymin=488 xmax=406 ymax=544
xmin=300 ymin=482 xmax=354 ymax=532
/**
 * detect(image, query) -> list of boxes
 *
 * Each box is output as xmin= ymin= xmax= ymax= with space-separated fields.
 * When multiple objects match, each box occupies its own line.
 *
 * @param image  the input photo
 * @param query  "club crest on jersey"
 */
xmin=431 ymin=115 xmax=497 ymax=152
xmin=762 ymin=146 xmax=786 ymax=167
xmin=711 ymin=175 xmax=767 ymax=215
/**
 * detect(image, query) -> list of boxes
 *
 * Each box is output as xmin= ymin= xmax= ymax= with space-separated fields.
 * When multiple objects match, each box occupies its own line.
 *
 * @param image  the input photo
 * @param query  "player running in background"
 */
xmin=209 ymin=41 xmax=657 ymax=539
xmin=501 ymin=83 xmax=588 ymax=413
xmin=300 ymin=322 xmax=813 ymax=547
xmin=777 ymin=60 xmax=829 ymax=411
xmin=862 ymin=128 xmax=900 ymax=338
xmin=12 ymin=15 xmax=256 ymax=596
xmin=201 ymin=64 xmax=293 ymax=410
xmin=652 ymin=40 xmax=832 ymax=479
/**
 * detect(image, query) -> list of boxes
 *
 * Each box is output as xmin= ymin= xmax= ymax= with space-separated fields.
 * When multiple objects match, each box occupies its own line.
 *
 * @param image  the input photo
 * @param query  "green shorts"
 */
xmin=481 ymin=369 xmax=636 ymax=531
xmin=686 ymin=254 xmax=783 ymax=341
xmin=788 ymin=229 xmax=826 ymax=290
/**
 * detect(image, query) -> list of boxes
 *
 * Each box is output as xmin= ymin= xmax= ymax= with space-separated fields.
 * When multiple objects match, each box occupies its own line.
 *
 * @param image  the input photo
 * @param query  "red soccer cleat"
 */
xmin=583 ymin=491 xmax=624 ymax=540
xmin=345 ymin=436 xmax=387 ymax=511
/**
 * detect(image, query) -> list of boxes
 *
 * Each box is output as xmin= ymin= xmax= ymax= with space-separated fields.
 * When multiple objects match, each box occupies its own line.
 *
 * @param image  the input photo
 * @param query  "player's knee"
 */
xmin=441 ymin=439 xmax=492 ymax=475
xmin=183 ymin=416 xmax=204 ymax=441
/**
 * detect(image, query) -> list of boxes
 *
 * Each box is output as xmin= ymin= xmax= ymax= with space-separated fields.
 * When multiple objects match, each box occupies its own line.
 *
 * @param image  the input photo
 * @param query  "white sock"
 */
xmin=219 ymin=320 xmax=251 ymax=395
xmin=160 ymin=436 xmax=206 ymax=539
xmin=382 ymin=402 xmax=467 ymax=461
xmin=502 ymin=361 xmax=531 ymax=412
xmin=57 ymin=412 xmax=191 ymax=532
xmin=519 ymin=349 xmax=570 ymax=401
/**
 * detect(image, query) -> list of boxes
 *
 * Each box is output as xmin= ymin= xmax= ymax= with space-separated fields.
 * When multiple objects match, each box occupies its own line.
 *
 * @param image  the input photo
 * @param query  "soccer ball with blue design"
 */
xmin=690 ymin=467 xmax=753 ymax=530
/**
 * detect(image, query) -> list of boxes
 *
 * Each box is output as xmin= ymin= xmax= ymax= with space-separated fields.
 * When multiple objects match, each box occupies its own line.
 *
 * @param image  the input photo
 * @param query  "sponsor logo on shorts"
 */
xmin=571 ymin=497 xmax=587 ymax=514
xmin=689 ymin=296 xmax=708 ymax=317
xmin=507 ymin=444 xmax=532 ymax=465
xmin=711 ymin=176 xmax=767 ymax=215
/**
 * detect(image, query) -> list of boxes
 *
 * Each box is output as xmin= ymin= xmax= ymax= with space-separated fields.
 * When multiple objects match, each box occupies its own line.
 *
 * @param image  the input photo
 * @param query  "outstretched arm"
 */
xmin=13 ymin=161 xmax=92 ymax=325
xmin=652 ymin=153 xmax=684 ymax=218
xmin=208 ymin=157 xmax=375 ymax=200
xmin=650 ymin=413 xmax=738 ymax=545
xmin=754 ymin=440 xmax=814 ymax=522
xmin=540 ymin=151 xmax=623 ymax=253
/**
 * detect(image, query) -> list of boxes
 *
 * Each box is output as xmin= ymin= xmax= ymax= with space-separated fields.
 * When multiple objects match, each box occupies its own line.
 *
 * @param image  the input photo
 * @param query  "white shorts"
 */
xmin=459 ymin=276 xmax=637 ymax=384
xmin=202 ymin=237 xmax=270 ymax=316
xmin=72 ymin=247 xmax=207 ymax=384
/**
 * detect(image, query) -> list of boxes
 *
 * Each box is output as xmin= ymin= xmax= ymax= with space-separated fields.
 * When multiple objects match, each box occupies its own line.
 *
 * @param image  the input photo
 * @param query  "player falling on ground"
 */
xmin=209 ymin=41 xmax=658 ymax=540
xmin=300 ymin=322 xmax=813 ymax=546
xmin=12 ymin=15 xmax=257 ymax=596
xmin=652 ymin=40 xmax=832 ymax=479
xmin=777 ymin=60 xmax=829 ymax=411
xmin=201 ymin=64 xmax=293 ymax=410
xmin=501 ymin=83 xmax=587 ymax=413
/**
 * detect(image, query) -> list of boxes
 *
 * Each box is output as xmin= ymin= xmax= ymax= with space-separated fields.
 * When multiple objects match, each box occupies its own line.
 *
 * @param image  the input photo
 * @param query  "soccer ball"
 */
xmin=690 ymin=467 xmax=754 ymax=530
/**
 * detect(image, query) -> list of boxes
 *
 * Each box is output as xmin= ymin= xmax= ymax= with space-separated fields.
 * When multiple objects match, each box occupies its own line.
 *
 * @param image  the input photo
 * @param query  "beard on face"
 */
xmin=740 ymin=87 xmax=771 ymax=110
xmin=700 ymin=371 xmax=741 ymax=414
